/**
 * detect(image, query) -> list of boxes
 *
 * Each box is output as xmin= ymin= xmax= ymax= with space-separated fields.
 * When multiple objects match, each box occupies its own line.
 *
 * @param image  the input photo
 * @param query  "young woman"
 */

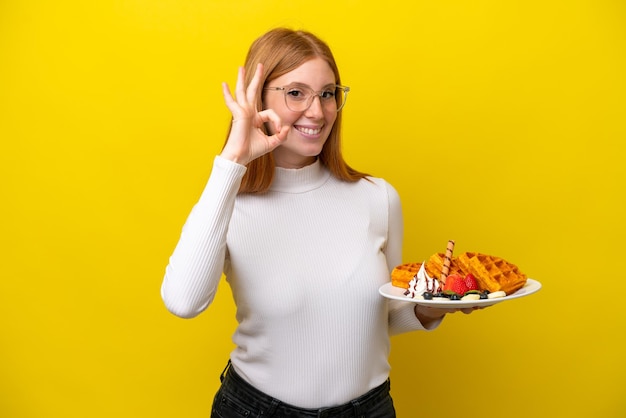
xmin=161 ymin=27 xmax=469 ymax=418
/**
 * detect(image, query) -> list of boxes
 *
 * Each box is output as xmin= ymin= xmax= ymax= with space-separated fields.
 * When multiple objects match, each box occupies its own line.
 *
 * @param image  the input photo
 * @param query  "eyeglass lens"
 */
xmin=284 ymin=86 xmax=347 ymax=112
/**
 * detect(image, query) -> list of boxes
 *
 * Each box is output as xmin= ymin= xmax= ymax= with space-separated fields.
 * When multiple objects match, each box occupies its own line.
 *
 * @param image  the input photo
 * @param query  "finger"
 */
xmin=222 ymin=82 xmax=248 ymax=121
xmin=257 ymin=109 xmax=289 ymax=149
xmin=270 ymin=125 xmax=290 ymax=146
xmin=461 ymin=308 xmax=473 ymax=314
xmin=222 ymin=82 xmax=235 ymax=109
xmin=234 ymin=66 xmax=247 ymax=104
xmin=257 ymin=108 xmax=283 ymax=132
xmin=222 ymin=82 xmax=241 ymax=118
xmin=247 ymin=63 xmax=264 ymax=104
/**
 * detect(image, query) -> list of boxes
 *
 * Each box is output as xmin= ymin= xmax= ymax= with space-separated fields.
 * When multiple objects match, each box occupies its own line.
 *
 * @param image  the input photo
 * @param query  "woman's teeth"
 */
xmin=296 ymin=126 xmax=321 ymax=135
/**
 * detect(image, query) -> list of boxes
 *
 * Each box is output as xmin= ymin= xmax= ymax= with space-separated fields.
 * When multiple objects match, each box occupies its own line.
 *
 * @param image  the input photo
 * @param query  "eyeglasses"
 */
xmin=264 ymin=83 xmax=350 ymax=112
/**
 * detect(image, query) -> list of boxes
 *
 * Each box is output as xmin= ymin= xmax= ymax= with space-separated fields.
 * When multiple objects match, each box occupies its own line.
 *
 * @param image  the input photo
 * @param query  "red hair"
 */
xmin=223 ymin=28 xmax=369 ymax=194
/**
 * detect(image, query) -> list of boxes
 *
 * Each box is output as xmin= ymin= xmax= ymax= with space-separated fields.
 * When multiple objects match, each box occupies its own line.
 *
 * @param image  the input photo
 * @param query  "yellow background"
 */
xmin=1 ymin=1 xmax=625 ymax=417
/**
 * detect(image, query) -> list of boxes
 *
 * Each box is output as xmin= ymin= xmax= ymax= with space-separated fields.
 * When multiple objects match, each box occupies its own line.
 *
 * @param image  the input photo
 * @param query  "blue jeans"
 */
xmin=211 ymin=361 xmax=396 ymax=418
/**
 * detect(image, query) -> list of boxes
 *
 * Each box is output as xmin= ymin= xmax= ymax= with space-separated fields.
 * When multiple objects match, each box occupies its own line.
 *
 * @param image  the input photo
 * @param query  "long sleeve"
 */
xmin=161 ymin=158 xmax=438 ymax=407
xmin=161 ymin=156 xmax=246 ymax=318
xmin=382 ymin=181 xmax=442 ymax=334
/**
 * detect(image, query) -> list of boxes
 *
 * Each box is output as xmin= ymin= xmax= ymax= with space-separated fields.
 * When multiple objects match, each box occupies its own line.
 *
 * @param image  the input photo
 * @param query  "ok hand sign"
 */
xmin=220 ymin=63 xmax=289 ymax=166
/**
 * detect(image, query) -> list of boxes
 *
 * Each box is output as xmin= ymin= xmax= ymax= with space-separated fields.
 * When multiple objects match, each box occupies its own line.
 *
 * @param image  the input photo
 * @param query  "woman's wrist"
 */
xmin=414 ymin=305 xmax=445 ymax=325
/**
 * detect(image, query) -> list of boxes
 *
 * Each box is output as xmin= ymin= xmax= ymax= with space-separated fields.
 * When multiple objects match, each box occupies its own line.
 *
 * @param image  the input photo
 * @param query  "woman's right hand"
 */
xmin=220 ymin=63 xmax=290 ymax=165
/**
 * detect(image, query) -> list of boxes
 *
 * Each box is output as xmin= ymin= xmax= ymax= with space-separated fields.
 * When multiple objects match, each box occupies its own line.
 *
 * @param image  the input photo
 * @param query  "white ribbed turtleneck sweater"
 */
xmin=161 ymin=156 xmax=432 ymax=408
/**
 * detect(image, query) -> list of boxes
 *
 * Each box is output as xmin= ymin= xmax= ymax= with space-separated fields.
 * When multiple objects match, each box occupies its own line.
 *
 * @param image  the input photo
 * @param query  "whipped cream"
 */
xmin=404 ymin=262 xmax=440 ymax=298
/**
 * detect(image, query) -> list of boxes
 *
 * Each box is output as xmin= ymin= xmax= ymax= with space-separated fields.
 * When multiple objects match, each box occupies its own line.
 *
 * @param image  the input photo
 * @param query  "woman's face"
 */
xmin=263 ymin=57 xmax=338 ymax=168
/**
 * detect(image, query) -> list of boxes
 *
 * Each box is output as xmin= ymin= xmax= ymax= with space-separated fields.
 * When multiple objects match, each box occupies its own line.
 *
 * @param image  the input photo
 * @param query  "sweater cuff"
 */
xmin=197 ymin=155 xmax=247 ymax=202
xmin=388 ymin=300 xmax=442 ymax=335
xmin=213 ymin=154 xmax=247 ymax=178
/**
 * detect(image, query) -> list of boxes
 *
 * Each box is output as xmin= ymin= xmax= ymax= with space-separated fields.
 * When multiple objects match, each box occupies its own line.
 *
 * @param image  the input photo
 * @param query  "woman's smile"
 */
xmin=263 ymin=57 xmax=338 ymax=168
xmin=294 ymin=124 xmax=324 ymax=138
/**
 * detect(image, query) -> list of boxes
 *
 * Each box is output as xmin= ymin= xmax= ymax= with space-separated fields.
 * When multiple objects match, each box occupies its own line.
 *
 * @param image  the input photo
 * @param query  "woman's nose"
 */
xmin=304 ymin=94 xmax=324 ymax=117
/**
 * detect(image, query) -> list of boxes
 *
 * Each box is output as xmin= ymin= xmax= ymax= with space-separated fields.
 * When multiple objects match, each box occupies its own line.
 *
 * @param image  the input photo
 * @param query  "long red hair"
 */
xmin=223 ymin=28 xmax=369 ymax=194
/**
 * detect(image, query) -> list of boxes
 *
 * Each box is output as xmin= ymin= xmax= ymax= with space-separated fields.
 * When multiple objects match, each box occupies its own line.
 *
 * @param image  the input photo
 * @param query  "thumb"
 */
xmin=266 ymin=125 xmax=290 ymax=150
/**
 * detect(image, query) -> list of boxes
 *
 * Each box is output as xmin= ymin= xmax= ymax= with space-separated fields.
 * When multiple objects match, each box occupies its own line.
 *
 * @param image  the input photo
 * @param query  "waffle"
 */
xmin=391 ymin=255 xmax=462 ymax=289
xmin=391 ymin=262 xmax=422 ymax=289
xmin=457 ymin=252 xmax=527 ymax=295
xmin=424 ymin=252 xmax=465 ymax=281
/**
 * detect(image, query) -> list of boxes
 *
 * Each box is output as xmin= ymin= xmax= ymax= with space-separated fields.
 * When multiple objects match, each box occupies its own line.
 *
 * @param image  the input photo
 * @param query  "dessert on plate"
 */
xmin=391 ymin=240 xmax=528 ymax=301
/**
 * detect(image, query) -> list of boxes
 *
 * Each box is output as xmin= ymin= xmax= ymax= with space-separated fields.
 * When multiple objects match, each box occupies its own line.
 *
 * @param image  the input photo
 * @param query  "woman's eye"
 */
xmin=286 ymin=89 xmax=305 ymax=99
xmin=320 ymin=90 xmax=336 ymax=100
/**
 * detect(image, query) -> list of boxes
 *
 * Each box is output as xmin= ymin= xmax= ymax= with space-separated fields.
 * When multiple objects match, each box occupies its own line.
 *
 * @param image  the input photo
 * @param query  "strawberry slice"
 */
xmin=443 ymin=274 xmax=468 ymax=295
xmin=464 ymin=273 xmax=479 ymax=292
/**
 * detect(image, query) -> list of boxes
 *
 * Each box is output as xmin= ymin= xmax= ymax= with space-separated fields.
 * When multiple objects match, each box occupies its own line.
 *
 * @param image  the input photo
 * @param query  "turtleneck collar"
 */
xmin=269 ymin=159 xmax=331 ymax=193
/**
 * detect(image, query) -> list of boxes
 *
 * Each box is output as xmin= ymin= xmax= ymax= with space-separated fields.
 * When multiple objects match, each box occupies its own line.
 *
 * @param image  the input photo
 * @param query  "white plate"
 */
xmin=379 ymin=278 xmax=542 ymax=308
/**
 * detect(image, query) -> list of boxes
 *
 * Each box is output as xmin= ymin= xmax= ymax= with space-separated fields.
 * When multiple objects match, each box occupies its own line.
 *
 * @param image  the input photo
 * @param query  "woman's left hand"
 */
xmin=414 ymin=304 xmax=483 ymax=327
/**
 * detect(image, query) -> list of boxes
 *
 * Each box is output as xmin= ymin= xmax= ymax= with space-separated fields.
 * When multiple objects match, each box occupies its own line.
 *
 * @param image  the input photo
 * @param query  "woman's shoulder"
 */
xmin=363 ymin=175 xmax=399 ymax=195
xmin=346 ymin=175 xmax=401 ymax=208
